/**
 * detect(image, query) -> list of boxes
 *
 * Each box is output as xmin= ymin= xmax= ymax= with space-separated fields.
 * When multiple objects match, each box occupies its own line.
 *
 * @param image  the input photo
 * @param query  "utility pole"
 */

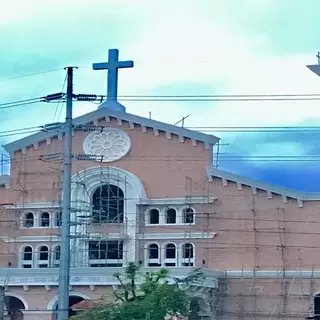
xmin=0 ymin=285 xmax=4 ymax=320
xmin=57 ymin=67 xmax=76 ymax=320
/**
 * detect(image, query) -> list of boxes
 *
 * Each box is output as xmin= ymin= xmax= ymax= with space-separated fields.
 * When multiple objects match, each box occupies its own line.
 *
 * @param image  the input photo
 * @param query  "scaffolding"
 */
xmin=3 ymin=137 xmax=320 ymax=320
xmin=183 ymin=175 xmax=214 ymax=318
xmin=68 ymin=163 xmax=129 ymax=268
xmin=0 ymin=136 xmax=65 ymax=269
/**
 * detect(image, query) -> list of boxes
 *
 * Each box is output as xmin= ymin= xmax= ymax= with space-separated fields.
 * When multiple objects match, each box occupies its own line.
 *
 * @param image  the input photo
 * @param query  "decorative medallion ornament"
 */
xmin=83 ymin=128 xmax=131 ymax=162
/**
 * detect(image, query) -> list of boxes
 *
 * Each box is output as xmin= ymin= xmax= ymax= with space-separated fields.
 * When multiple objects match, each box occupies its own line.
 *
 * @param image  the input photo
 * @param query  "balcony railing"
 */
xmin=0 ymin=266 xmax=218 ymax=287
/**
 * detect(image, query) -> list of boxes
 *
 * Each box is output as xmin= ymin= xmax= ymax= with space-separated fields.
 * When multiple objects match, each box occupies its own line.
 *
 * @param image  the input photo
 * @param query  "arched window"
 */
xmin=166 ymin=208 xmax=176 ymax=224
xmin=182 ymin=243 xmax=194 ymax=266
xmin=92 ymin=184 xmax=124 ymax=223
xmin=40 ymin=212 xmax=50 ymax=227
xmin=24 ymin=212 xmax=34 ymax=228
xmin=53 ymin=246 xmax=60 ymax=267
xmin=149 ymin=209 xmax=159 ymax=224
xmin=56 ymin=211 xmax=62 ymax=227
xmin=164 ymin=243 xmax=177 ymax=266
xmin=147 ymin=244 xmax=161 ymax=267
xmin=183 ymin=208 xmax=194 ymax=224
xmin=54 ymin=296 xmax=87 ymax=320
xmin=4 ymin=296 xmax=26 ymax=311
xmin=22 ymin=246 xmax=33 ymax=268
xmin=315 ymin=294 xmax=320 ymax=315
xmin=38 ymin=246 xmax=49 ymax=268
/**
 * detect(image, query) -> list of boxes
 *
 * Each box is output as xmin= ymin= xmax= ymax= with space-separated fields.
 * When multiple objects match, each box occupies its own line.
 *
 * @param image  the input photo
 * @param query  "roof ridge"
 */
xmin=3 ymin=107 xmax=219 ymax=155
xmin=206 ymin=166 xmax=320 ymax=202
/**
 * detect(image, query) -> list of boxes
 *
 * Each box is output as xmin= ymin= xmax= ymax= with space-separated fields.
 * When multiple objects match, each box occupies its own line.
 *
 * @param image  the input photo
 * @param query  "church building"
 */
xmin=1 ymin=49 xmax=320 ymax=320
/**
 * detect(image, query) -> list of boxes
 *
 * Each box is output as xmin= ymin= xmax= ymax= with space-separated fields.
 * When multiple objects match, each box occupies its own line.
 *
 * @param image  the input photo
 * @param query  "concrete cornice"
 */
xmin=225 ymin=270 xmax=320 ymax=278
xmin=137 ymin=232 xmax=217 ymax=240
xmin=2 ymin=107 xmax=219 ymax=155
xmin=0 ymin=267 xmax=220 ymax=287
xmin=4 ymin=197 xmax=216 ymax=209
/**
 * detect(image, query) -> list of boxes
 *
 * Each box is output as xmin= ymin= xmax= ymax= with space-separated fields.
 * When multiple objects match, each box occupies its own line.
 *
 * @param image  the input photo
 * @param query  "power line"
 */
xmin=2 ymin=155 xmax=320 ymax=165
xmin=0 ymin=126 xmax=42 ymax=135
xmin=2 ymin=152 xmax=320 ymax=165
xmin=6 ymin=93 xmax=320 ymax=113
xmin=97 ymin=96 xmax=320 ymax=102
xmin=53 ymin=71 xmax=68 ymax=121
xmin=0 ymin=68 xmax=64 ymax=83
xmin=2 ymin=122 xmax=320 ymax=141
xmin=0 ymin=99 xmax=42 ymax=110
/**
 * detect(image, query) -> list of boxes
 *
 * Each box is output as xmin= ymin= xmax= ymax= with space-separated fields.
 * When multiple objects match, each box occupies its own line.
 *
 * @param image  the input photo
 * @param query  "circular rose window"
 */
xmin=83 ymin=128 xmax=131 ymax=162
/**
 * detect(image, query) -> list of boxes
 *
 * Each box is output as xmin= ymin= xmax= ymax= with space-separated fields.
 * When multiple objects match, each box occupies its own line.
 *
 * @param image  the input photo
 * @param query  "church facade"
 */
xmin=1 ymin=49 xmax=320 ymax=320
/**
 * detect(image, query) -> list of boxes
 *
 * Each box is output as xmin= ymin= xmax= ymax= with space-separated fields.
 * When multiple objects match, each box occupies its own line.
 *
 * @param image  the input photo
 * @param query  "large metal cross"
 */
xmin=93 ymin=49 xmax=134 ymax=101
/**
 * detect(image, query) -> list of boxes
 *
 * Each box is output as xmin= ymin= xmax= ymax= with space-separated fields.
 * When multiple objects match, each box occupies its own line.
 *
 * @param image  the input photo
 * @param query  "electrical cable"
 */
xmin=117 ymin=93 xmax=320 ymax=98
xmin=53 ymin=71 xmax=68 ymax=121
xmin=0 ymin=68 xmax=64 ymax=83
xmin=5 ymin=92 xmax=320 ymax=113
xmin=3 ymin=155 xmax=320 ymax=165
xmin=0 ymin=99 xmax=42 ymax=110
xmin=99 ymin=96 xmax=320 ymax=102
xmin=3 ymin=123 xmax=320 ymax=141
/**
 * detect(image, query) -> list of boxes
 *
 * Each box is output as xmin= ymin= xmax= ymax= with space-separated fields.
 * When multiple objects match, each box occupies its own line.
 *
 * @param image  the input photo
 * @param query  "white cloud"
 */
xmin=2 ymin=0 xmax=320 ymax=157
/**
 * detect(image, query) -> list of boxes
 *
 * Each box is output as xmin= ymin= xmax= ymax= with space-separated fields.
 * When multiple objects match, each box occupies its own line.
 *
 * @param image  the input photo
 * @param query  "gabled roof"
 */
xmin=2 ymin=102 xmax=220 ymax=154
xmin=206 ymin=166 xmax=320 ymax=203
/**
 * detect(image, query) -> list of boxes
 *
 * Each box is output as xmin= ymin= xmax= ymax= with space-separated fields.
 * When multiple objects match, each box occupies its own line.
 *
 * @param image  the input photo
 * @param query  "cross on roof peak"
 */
xmin=316 ymin=51 xmax=320 ymax=64
xmin=93 ymin=49 xmax=134 ymax=111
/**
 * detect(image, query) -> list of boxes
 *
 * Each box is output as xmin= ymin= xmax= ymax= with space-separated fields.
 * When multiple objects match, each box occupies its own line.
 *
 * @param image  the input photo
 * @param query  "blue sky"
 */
xmin=1 ymin=0 xmax=320 ymax=191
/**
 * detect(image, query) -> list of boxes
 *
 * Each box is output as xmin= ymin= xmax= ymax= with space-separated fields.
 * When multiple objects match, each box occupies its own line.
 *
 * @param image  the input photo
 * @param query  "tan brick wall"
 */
xmin=3 ymin=119 xmax=320 ymax=318
xmin=9 ymin=119 xmax=211 ymax=203
xmin=219 ymin=277 xmax=314 ymax=320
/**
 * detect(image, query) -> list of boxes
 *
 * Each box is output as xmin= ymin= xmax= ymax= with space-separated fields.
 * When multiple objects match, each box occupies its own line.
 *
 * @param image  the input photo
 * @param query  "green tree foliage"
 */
xmin=71 ymin=263 xmax=203 ymax=320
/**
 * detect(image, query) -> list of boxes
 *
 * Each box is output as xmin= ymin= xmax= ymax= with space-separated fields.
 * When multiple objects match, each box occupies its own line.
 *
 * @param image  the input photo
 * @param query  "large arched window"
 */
xmin=92 ymin=184 xmax=124 ymax=223
xmin=4 ymin=296 xmax=26 ymax=311
xmin=53 ymin=296 xmax=87 ymax=320
xmin=22 ymin=246 xmax=33 ymax=268
xmin=147 ymin=244 xmax=161 ymax=267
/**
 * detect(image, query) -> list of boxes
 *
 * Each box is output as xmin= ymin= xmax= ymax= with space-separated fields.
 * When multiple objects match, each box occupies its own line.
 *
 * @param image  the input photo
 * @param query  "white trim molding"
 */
xmin=6 ymin=196 xmax=217 ymax=210
xmin=3 ymin=106 xmax=219 ymax=155
xmin=5 ymin=202 xmax=60 ymax=209
xmin=140 ymin=197 xmax=217 ymax=206
xmin=5 ymin=292 xmax=29 ymax=310
xmin=83 ymin=128 xmax=131 ymax=163
xmin=0 ymin=266 xmax=218 ymax=287
xmin=137 ymin=232 xmax=217 ymax=240
xmin=145 ymin=205 xmax=196 ymax=226
xmin=47 ymin=291 xmax=91 ymax=310
xmin=2 ymin=236 xmax=60 ymax=243
xmin=206 ymin=166 xmax=320 ymax=205
xmin=225 ymin=270 xmax=320 ymax=278
xmin=70 ymin=166 xmax=146 ymax=266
